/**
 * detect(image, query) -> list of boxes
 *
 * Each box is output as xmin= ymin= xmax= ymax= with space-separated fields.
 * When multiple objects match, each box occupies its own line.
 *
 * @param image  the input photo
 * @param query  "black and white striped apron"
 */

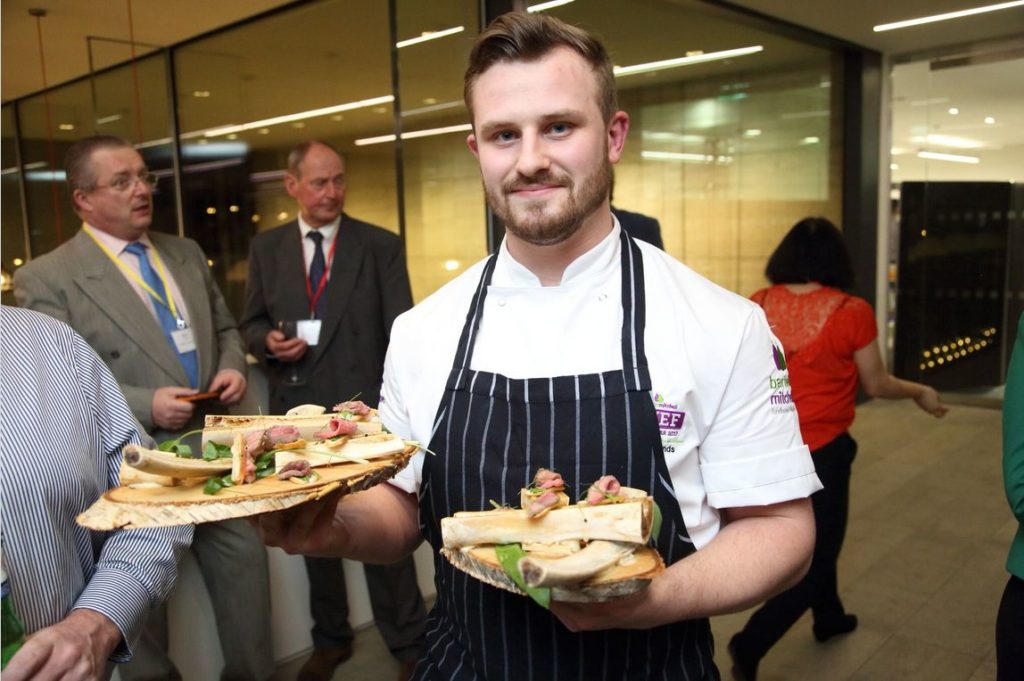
xmin=416 ymin=232 xmax=718 ymax=680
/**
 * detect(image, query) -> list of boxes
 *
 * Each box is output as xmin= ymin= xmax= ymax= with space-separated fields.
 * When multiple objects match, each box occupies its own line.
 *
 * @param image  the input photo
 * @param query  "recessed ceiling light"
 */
xmin=258 ymin=128 xmax=270 ymax=135
xmin=423 ymin=97 xmax=437 ymax=105
xmin=201 ymin=95 xmax=393 ymax=138
xmin=277 ymin=211 xmax=289 ymax=220
xmin=331 ymin=114 xmax=344 ymax=122
xmin=355 ymin=123 xmax=472 ymax=146
xmin=292 ymin=122 xmax=305 ymax=129
xmin=923 ymin=133 xmax=982 ymax=149
xmin=193 ymin=90 xmax=211 ymax=98
xmin=891 ymin=163 xmax=899 ymax=170
xmin=395 ymin=25 xmax=464 ymax=48
xmin=58 ymin=123 xmax=75 ymax=130
xmin=985 ymin=116 xmax=995 ymax=124
xmin=226 ymin=133 xmax=238 ymax=140
xmin=743 ymin=129 xmax=762 ymax=137
xmin=614 ymin=46 xmax=763 ymax=77
xmin=800 ymin=136 xmax=820 ymax=145
xmin=948 ymin=107 xmax=959 ymax=115
xmin=874 ymin=1 xmax=1024 ymax=32
xmin=13 ymin=258 xmax=24 ymax=266
xmin=917 ymin=150 xmax=980 ymax=164
xmin=527 ymin=0 xmax=575 ymax=12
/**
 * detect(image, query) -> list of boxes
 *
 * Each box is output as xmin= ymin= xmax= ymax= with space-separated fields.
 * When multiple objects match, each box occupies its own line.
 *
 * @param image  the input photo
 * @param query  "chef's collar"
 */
xmin=493 ymin=215 xmax=623 ymax=288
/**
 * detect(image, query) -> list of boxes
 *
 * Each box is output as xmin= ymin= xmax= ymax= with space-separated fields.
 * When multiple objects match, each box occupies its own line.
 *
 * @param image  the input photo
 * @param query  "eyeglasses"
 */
xmin=93 ymin=172 xmax=158 ymax=192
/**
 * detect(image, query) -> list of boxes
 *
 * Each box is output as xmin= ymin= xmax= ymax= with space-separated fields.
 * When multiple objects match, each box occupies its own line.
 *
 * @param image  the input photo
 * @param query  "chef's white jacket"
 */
xmin=383 ymin=221 xmax=820 ymax=549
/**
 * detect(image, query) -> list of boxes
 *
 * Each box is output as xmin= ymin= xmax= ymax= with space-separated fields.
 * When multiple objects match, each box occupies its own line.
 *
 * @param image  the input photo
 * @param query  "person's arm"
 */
xmin=1003 ymin=313 xmax=1024 ymax=525
xmin=256 ymin=480 xmax=421 ymax=563
xmin=72 ymin=336 xmax=193 ymax=658
xmin=551 ymin=497 xmax=814 ymax=631
xmin=853 ymin=339 xmax=948 ymax=417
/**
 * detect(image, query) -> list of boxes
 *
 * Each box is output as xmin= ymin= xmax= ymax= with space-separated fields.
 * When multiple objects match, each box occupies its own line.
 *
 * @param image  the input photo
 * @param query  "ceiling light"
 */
xmin=444 ymin=259 xmax=460 ymax=271
xmin=331 ymin=115 xmax=344 ymax=122
xmin=743 ymin=129 xmax=762 ymax=138
xmin=614 ymin=46 xmax=763 ymax=78
xmin=922 ymin=133 xmax=982 ymax=149
xmin=355 ymin=123 xmax=472 ymax=146
xmin=800 ymin=136 xmax=820 ymax=145
xmin=58 ymin=123 xmax=75 ymax=131
xmin=226 ymin=133 xmax=238 ymax=140
xmin=527 ymin=0 xmax=575 ymax=12
xmin=396 ymin=26 xmax=464 ymax=48
xmin=874 ymin=1 xmax=1024 ymax=31
xmin=402 ymin=100 xmax=463 ymax=117
xmin=985 ymin=116 xmax=996 ymax=124
xmin=277 ymin=211 xmax=289 ymax=221
xmin=917 ymin=150 xmax=980 ymax=164
xmin=422 ymin=98 xmax=437 ymax=105
xmin=641 ymin=131 xmax=706 ymax=144
xmin=258 ymin=128 xmax=270 ymax=135
xmin=948 ymin=107 xmax=959 ymax=115
xmin=202 ymin=95 xmax=394 ymax=137
xmin=193 ymin=90 xmax=211 ymax=98
xmin=13 ymin=258 xmax=24 ymax=266
xmin=229 ymin=205 xmax=240 ymax=213
xmin=96 ymin=114 xmax=122 ymax=125
xmin=891 ymin=163 xmax=900 ymax=170
xmin=292 ymin=122 xmax=305 ymax=129
xmin=640 ymin=150 xmax=733 ymax=164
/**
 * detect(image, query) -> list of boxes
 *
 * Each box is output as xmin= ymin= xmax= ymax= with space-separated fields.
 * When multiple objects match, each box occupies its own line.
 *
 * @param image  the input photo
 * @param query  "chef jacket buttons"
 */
xmin=598 ymin=293 xmax=608 ymax=301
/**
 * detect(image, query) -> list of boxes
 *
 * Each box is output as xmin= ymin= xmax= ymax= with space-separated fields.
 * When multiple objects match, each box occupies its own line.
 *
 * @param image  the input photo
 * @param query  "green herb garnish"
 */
xmin=203 ymin=473 xmax=234 ymax=496
xmin=202 ymin=440 xmax=232 ymax=461
xmin=158 ymin=428 xmax=204 ymax=457
xmin=494 ymin=544 xmax=551 ymax=609
xmin=650 ymin=500 xmax=663 ymax=546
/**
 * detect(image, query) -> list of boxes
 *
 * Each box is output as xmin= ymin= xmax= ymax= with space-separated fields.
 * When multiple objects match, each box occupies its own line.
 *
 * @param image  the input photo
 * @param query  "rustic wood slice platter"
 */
xmin=441 ymin=544 xmax=665 ymax=603
xmin=77 ymin=447 xmax=414 ymax=530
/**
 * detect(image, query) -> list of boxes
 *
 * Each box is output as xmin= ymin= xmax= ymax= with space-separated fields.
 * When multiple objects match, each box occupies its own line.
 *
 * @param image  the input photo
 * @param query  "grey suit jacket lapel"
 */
xmin=312 ymin=215 xmax=363 ymax=365
xmin=70 ymin=229 xmax=189 ymax=384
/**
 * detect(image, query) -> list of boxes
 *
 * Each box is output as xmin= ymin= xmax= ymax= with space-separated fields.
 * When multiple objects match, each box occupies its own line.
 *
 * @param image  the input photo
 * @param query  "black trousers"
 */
xmin=305 ymin=555 xmax=427 ymax=662
xmin=997 ymin=574 xmax=1024 ymax=681
xmin=735 ymin=432 xmax=857 ymax=659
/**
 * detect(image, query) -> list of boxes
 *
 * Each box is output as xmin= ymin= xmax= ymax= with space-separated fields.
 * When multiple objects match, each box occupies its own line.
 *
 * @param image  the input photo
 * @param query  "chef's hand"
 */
xmin=550 ymin=579 xmax=671 ymax=632
xmin=152 ymin=386 xmax=196 ymax=430
xmin=253 ymin=490 xmax=349 ymax=557
xmin=209 ymin=369 xmax=246 ymax=405
xmin=267 ymin=329 xmax=308 ymax=363
xmin=3 ymin=608 xmax=121 ymax=681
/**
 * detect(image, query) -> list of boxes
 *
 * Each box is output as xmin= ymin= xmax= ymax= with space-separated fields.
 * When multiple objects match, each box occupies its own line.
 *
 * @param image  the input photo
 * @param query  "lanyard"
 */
xmin=83 ymin=224 xmax=183 ymax=321
xmin=303 ymin=226 xmax=340 ymax=319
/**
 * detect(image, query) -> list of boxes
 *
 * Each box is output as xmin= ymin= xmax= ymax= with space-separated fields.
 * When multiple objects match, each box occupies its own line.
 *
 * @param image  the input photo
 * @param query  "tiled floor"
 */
xmin=276 ymin=399 xmax=1010 ymax=681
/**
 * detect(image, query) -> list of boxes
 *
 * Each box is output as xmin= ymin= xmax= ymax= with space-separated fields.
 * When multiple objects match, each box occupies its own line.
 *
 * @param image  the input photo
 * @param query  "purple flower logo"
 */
xmin=772 ymin=344 xmax=787 ymax=371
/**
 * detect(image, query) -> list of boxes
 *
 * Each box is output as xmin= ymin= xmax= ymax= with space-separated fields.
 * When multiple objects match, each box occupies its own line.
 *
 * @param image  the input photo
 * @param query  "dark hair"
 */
xmin=64 ymin=135 xmax=134 ymax=192
xmin=764 ymin=217 xmax=854 ymax=289
xmin=287 ymin=139 xmax=343 ymax=178
xmin=463 ymin=12 xmax=616 ymax=123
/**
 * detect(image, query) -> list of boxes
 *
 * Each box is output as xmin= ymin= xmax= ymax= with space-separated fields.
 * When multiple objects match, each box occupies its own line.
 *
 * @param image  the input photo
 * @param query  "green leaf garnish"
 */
xmin=650 ymin=500 xmax=663 ymax=546
xmin=203 ymin=441 xmax=232 ymax=461
xmin=494 ymin=544 xmax=551 ymax=609
xmin=157 ymin=428 xmax=204 ymax=457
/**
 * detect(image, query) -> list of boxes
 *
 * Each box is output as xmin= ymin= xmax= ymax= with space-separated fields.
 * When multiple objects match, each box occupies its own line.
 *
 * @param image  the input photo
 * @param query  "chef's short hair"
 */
xmin=287 ymin=140 xmax=344 ymax=178
xmin=464 ymin=12 xmax=616 ymax=124
xmin=65 ymin=135 xmax=134 ymax=193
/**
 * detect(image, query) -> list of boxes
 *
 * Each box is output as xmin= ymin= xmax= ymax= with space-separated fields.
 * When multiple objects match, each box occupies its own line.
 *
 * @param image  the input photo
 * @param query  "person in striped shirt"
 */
xmin=0 ymin=305 xmax=191 ymax=681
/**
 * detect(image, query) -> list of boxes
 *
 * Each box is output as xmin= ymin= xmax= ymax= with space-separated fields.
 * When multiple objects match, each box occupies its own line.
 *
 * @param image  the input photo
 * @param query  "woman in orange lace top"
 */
xmin=728 ymin=217 xmax=948 ymax=681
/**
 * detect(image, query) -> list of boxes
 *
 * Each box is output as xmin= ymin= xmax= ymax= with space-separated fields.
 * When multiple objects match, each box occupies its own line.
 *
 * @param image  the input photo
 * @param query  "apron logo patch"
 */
xmin=653 ymin=393 xmax=686 ymax=438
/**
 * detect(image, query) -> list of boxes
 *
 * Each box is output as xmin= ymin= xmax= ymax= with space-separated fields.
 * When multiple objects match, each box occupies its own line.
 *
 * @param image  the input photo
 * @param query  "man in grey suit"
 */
xmin=14 ymin=135 xmax=274 ymax=681
xmin=240 ymin=140 xmax=426 ymax=681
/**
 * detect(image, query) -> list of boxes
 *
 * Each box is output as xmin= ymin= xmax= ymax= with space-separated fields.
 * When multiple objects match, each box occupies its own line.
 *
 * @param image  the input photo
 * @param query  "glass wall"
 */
xmin=547 ymin=0 xmax=843 ymax=295
xmin=174 ymin=0 xmax=399 ymax=314
xmin=2 ymin=0 xmax=847 ymax=313
xmin=889 ymin=44 xmax=1024 ymax=388
xmin=2 ymin=105 xmax=26 ymax=305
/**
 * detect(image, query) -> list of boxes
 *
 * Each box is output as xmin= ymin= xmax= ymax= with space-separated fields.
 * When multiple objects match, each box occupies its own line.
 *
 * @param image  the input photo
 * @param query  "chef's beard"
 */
xmin=486 ymin=156 xmax=613 ymax=247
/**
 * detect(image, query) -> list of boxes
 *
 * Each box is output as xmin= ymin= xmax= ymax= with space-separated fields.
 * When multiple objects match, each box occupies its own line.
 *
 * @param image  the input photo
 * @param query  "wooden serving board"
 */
xmin=77 ymin=447 xmax=414 ymax=530
xmin=441 ymin=545 xmax=664 ymax=603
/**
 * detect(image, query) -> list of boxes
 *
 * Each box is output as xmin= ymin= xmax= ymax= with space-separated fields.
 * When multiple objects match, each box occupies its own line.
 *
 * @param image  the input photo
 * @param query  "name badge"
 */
xmin=171 ymin=326 xmax=197 ymax=353
xmin=297 ymin=319 xmax=322 ymax=346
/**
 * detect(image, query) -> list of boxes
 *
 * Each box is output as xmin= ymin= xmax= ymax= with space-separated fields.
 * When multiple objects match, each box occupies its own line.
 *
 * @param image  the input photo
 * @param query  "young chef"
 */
xmin=257 ymin=11 xmax=821 ymax=679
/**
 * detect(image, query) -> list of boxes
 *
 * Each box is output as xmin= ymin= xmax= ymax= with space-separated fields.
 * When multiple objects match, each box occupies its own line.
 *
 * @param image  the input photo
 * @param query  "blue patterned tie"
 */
xmin=123 ymin=242 xmax=199 ymax=388
xmin=307 ymin=230 xmax=326 ymax=319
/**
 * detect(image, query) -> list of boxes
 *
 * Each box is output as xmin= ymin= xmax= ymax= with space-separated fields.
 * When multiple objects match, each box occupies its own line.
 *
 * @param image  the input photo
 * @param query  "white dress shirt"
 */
xmin=297 ymin=215 xmax=341 ymax=276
